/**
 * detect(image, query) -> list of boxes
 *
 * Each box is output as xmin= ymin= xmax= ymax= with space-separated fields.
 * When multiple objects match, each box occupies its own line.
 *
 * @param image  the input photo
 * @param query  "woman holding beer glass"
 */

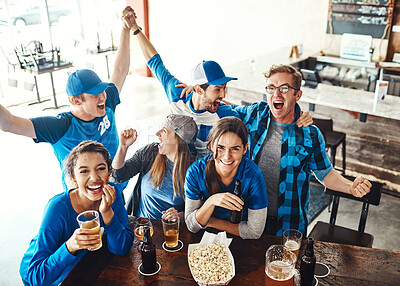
xmin=20 ymin=141 xmax=134 ymax=286
xmin=112 ymin=114 xmax=198 ymax=220
xmin=185 ymin=117 xmax=269 ymax=239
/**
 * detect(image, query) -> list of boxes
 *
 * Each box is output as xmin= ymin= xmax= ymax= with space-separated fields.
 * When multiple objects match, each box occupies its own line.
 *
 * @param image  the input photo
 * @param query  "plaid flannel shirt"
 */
xmin=235 ymin=101 xmax=333 ymax=236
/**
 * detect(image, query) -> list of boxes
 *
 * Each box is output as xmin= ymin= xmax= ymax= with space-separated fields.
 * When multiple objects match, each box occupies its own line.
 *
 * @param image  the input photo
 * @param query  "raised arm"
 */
xmin=127 ymin=7 xmax=157 ymax=61
xmin=109 ymin=6 xmax=134 ymax=93
xmin=112 ymin=128 xmax=138 ymax=170
xmin=0 ymin=104 xmax=36 ymax=138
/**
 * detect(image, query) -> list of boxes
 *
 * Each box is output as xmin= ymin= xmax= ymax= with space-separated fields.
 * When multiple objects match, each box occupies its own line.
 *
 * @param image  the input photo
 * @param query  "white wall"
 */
xmin=140 ymin=0 xmax=330 ymax=83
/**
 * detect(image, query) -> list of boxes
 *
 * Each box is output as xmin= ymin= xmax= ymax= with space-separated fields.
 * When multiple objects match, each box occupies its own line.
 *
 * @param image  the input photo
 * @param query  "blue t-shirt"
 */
xmin=185 ymin=155 xmax=268 ymax=221
xmin=30 ymin=85 xmax=121 ymax=190
xmin=137 ymin=159 xmax=185 ymax=219
xmin=147 ymin=54 xmax=240 ymax=157
xmin=19 ymin=188 xmax=134 ymax=286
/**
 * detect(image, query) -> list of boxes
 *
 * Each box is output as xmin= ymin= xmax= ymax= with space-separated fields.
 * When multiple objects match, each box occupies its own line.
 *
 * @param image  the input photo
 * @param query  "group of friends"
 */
xmin=0 ymin=6 xmax=372 ymax=286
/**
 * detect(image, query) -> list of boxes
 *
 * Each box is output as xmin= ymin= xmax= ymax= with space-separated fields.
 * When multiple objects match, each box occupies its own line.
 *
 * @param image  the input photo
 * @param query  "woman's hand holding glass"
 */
xmin=66 ymin=228 xmax=101 ymax=255
xmin=162 ymin=207 xmax=179 ymax=222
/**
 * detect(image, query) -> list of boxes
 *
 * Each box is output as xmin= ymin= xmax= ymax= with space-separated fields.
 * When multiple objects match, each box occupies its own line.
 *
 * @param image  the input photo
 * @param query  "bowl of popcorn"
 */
xmin=188 ymin=231 xmax=235 ymax=285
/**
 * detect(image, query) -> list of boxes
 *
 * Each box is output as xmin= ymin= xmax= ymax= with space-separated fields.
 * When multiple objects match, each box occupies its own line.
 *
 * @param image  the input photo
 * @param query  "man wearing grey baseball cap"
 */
xmin=0 ymin=7 xmax=137 ymax=193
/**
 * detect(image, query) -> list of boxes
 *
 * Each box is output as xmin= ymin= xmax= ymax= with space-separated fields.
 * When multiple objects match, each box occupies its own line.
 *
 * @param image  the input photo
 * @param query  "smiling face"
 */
xmin=213 ymin=132 xmax=248 ymax=178
xmin=266 ymin=72 xmax=302 ymax=124
xmin=156 ymin=124 xmax=178 ymax=158
xmin=73 ymin=152 xmax=111 ymax=203
xmin=200 ymin=84 xmax=227 ymax=113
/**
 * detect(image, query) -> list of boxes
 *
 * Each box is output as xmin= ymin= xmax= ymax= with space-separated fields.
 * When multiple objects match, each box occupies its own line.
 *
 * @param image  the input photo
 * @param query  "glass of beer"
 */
xmin=76 ymin=210 xmax=102 ymax=251
xmin=162 ymin=216 xmax=179 ymax=248
xmin=283 ymin=229 xmax=302 ymax=259
xmin=134 ymin=217 xmax=154 ymax=241
xmin=265 ymin=245 xmax=296 ymax=286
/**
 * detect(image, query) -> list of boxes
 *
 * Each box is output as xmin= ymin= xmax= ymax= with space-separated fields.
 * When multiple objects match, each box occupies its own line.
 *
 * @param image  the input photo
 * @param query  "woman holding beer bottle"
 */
xmin=19 ymin=141 xmax=134 ymax=286
xmin=185 ymin=117 xmax=268 ymax=239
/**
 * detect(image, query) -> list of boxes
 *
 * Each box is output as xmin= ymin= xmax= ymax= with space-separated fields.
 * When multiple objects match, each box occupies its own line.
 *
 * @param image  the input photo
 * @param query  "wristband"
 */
xmin=133 ymin=27 xmax=142 ymax=35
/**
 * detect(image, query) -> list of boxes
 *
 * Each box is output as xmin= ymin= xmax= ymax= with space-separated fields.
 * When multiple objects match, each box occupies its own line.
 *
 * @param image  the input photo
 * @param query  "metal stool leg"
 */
xmin=342 ymin=137 xmax=346 ymax=174
xmin=330 ymin=147 xmax=337 ymax=169
xmin=327 ymin=147 xmax=338 ymax=212
xmin=28 ymin=75 xmax=50 ymax=106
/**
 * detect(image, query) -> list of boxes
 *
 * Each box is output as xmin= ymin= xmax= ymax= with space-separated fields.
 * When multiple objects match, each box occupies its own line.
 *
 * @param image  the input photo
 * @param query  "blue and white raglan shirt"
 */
xmin=185 ymin=154 xmax=268 ymax=222
xmin=235 ymin=102 xmax=334 ymax=236
xmin=147 ymin=54 xmax=240 ymax=157
xmin=30 ymin=85 xmax=121 ymax=191
xmin=19 ymin=188 xmax=134 ymax=286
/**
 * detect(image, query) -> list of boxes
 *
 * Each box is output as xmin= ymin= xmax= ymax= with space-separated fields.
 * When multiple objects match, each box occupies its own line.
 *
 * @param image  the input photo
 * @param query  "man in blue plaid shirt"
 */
xmin=234 ymin=64 xmax=372 ymax=236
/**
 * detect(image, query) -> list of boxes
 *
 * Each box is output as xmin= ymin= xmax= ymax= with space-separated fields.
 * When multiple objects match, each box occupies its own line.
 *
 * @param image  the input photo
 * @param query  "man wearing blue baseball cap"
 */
xmin=128 ymin=9 xmax=240 ymax=157
xmin=0 ymin=7 xmax=137 ymax=192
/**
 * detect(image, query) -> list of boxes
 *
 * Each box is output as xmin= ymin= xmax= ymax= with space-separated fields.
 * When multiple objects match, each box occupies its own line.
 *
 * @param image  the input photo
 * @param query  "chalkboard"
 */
xmin=327 ymin=0 xmax=392 ymax=39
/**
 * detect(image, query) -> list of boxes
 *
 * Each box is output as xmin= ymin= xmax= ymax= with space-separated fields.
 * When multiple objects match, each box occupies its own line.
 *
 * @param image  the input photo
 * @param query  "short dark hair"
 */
xmin=264 ymin=64 xmax=302 ymax=90
xmin=199 ymin=84 xmax=209 ymax=92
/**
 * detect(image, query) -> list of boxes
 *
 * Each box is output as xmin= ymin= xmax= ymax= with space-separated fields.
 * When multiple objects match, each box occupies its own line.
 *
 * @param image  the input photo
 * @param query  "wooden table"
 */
xmin=61 ymin=217 xmax=400 ymax=285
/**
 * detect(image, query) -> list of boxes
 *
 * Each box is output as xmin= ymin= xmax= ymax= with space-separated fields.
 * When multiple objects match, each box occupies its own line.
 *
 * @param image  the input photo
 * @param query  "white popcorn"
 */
xmin=188 ymin=241 xmax=234 ymax=284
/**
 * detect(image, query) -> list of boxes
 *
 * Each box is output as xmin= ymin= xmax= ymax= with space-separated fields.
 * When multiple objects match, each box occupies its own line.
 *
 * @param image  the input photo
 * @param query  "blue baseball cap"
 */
xmin=66 ymin=69 xmax=112 ymax=97
xmin=191 ymin=60 xmax=237 ymax=85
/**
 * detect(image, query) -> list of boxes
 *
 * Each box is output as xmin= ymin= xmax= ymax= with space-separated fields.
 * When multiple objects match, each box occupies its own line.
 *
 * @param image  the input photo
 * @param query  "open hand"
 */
xmin=176 ymin=82 xmax=194 ymax=98
xmin=296 ymin=111 xmax=313 ymax=127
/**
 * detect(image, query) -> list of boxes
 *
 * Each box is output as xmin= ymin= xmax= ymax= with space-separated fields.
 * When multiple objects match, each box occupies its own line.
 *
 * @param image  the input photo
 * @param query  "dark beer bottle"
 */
xmin=140 ymin=227 xmax=157 ymax=274
xmin=228 ymin=180 xmax=243 ymax=224
xmin=300 ymin=237 xmax=316 ymax=286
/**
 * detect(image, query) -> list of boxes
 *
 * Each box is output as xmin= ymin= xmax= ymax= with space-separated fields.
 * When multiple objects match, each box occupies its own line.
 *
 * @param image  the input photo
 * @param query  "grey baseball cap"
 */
xmin=166 ymin=114 xmax=198 ymax=157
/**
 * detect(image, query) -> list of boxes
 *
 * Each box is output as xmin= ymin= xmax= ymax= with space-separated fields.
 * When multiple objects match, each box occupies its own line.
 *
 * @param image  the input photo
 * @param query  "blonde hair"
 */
xmin=264 ymin=64 xmax=303 ymax=90
xmin=149 ymin=134 xmax=195 ymax=198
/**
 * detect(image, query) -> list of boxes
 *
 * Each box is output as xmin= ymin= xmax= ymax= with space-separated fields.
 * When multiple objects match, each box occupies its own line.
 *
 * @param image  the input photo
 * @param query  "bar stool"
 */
xmin=313 ymin=118 xmax=346 ymax=173
xmin=308 ymin=175 xmax=383 ymax=248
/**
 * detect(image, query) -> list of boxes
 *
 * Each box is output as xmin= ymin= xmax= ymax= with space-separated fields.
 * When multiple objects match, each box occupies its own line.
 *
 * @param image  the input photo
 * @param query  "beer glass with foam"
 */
xmin=162 ymin=216 xmax=180 ymax=248
xmin=283 ymin=229 xmax=302 ymax=259
xmin=76 ymin=210 xmax=102 ymax=251
xmin=265 ymin=245 xmax=296 ymax=286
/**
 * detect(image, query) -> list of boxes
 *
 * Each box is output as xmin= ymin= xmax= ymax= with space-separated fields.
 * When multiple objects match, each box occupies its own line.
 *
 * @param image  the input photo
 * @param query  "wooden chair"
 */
xmin=308 ymin=175 xmax=383 ymax=248
xmin=313 ymin=117 xmax=346 ymax=173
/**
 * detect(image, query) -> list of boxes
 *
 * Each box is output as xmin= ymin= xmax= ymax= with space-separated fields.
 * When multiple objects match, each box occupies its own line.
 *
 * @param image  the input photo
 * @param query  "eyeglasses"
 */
xmin=265 ymin=84 xmax=299 ymax=94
